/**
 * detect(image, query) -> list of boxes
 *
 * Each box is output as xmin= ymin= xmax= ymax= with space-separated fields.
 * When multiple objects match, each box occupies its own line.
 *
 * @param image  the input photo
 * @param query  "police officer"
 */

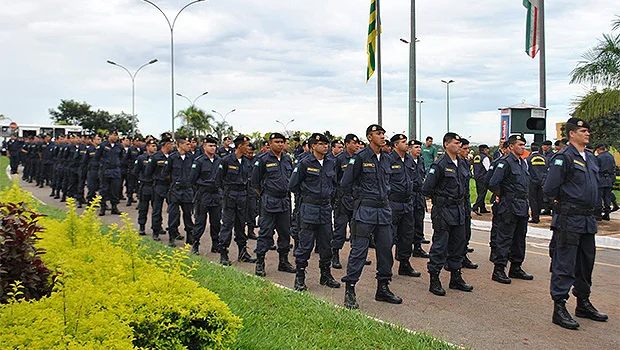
xmin=472 ymin=144 xmax=491 ymax=214
xmin=493 ymin=138 xmax=506 ymax=160
xmin=95 ymin=131 xmax=123 ymax=215
xmin=488 ymin=135 xmax=533 ymax=284
xmin=596 ymin=144 xmax=615 ymax=221
xmin=328 ymin=139 xmax=344 ymax=160
xmin=164 ymin=136 xmax=195 ymax=247
xmin=485 ymin=141 xmax=509 ymax=262
xmin=217 ymin=135 xmax=256 ymax=265
xmin=39 ymin=134 xmax=54 ymax=188
xmin=83 ymin=135 xmax=102 ymax=204
xmin=146 ymin=137 xmax=174 ymax=241
xmin=341 ymin=124 xmax=402 ymax=309
xmin=6 ymin=133 xmax=21 ymax=175
xmin=422 ymin=132 xmax=473 ymax=296
xmin=409 ymin=139 xmax=430 ymax=257
xmin=253 ymin=132 xmax=296 ymax=276
xmin=289 ymin=132 xmax=340 ymax=290
xmin=459 ymin=138 xmax=478 ymax=269
xmin=526 ymin=143 xmax=547 ymax=223
xmin=190 ymin=136 xmax=222 ymax=254
xmin=134 ymin=139 xmax=158 ymax=236
xmin=51 ymin=135 xmax=66 ymax=199
xmin=544 ymin=117 xmax=608 ymax=330
xmin=125 ymin=137 xmax=143 ymax=206
xmin=189 ymin=136 xmax=203 ymax=158
xmin=388 ymin=134 xmax=421 ymax=277
xmin=75 ymin=136 xmax=90 ymax=207
xmin=245 ymin=143 xmax=259 ymax=240
xmin=331 ymin=134 xmax=360 ymax=269
xmin=217 ymin=136 xmax=233 ymax=157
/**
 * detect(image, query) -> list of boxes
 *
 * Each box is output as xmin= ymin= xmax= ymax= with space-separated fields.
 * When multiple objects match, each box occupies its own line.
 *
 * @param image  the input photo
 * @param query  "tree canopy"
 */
xmin=48 ymin=99 xmax=139 ymax=136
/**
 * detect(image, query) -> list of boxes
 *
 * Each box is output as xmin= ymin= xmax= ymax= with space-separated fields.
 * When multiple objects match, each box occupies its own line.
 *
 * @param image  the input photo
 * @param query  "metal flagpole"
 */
xmin=376 ymin=0 xmax=383 ymax=125
xmin=538 ymin=0 xmax=547 ymax=139
xmin=408 ymin=0 xmax=417 ymax=140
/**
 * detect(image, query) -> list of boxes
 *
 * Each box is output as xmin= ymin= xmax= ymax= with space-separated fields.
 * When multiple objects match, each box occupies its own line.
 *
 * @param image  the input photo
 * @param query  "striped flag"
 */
xmin=523 ymin=0 xmax=540 ymax=58
xmin=366 ymin=0 xmax=378 ymax=82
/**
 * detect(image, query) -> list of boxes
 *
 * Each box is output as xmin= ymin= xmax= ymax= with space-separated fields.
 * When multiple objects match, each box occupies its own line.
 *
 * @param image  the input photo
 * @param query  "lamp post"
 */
xmin=211 ymin=109 xmax=236 ymax=123
xmin=441 ymin=79 xmax=455 ymax=132
xmin=275 ymin=119 xmax=295 ymax=137
xmin=176 ymin=91 xmax=208 ymax=107
xmin=141 ymin=0 xmax=205 ymax=139
xmin=106 ymin=59 xmax=158 ymax=117
xmin=399 ymin=37 xmax=420 ymax=140
xmin=416 ymin=100 xmax=424 ymax=138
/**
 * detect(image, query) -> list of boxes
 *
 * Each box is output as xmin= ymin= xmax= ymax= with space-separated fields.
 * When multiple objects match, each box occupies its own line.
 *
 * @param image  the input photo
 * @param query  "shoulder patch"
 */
xmin=219 ymin=164 xmax=223 ymax=169
xmin=554 ymin=159 xmax=563 ymax=166
xmin=497 ymin=163 xmax=505 ymax=169
xmin=192 ymin=163 xmax=197 ymax=168
xmin=293 ymin=166 xmax=298 ymax=173
xmin=254 ymin=161 xmax=260 ymax=166
xmin=429 ymin=168 xmax=435 ymax=174
xmin=348 ymin=158 xmax=355 ymax=165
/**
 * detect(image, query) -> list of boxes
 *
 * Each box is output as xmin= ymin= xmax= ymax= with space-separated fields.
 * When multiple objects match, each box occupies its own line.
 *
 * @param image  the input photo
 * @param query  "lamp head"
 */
xmin=149 ymin=59 xmax=158 ymax=64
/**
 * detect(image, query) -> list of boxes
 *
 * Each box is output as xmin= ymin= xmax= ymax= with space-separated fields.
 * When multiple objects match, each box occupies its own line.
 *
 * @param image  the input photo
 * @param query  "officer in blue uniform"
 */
xmin=253 ymin=132 xmax=296 ymax=276
xmin=544 ymin=117 xmax=608 ymax=330
xmin=459 ymin=138 xmax=478 ymax=269
xmin=125 ymin=137 xmax=143 ymax=206
xmin=485 ymin=141 xmax=508 ymax=262
xmin=6 ymin=133 xmax=21 ymax=175
xmin=95 ymin=131 xmax=123 ymax=216
xmin=331 ymin=133 xmax=360 ymax=269
xmin=217 ymin=136 xmax=233 ymax=158
xmin=39 ymin=134 xmax=54 ymax=188
xmin=164 ymin=136 xmax=195 ymax=247
xmin=145 ymin=137 xmax=174 ymax=241
xmin=488 ymin=134 xmax=533 ymax=284
xmin=83 ymin=135 xmax=102 ymax=204
xmin=409 ymin=139 xmax=430 ymax=258
xmin=472 ymin=144 xmax=491 ymax=214
xmin=388 ymin=134 xmax=422 ymax=277
xmin=289 ymin=132 xmax=340 ymax=290
xmin=216 ymin=135 xmax=256 ymax=265
xmin=526 ymin=143 xmax=547 ymax=223
xmin=134 ymin=139 xmax=158 ymax=235
xmin=190 ymin=136 xmax=222 ymax=254
xmin=341 ymin=124 xmax=402 ymax=309
xmin=596 ymin=144 xmax=615 ymax=221
xmin=244 ymin=143 xmax=259 ymax=240
xmin=51 ymin=135 xmax=66 ymax=199
xmin=422 ymin=132 xmax=473 ymax=296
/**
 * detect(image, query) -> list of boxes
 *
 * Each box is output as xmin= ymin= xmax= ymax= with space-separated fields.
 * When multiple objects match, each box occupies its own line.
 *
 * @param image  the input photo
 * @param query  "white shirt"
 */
xmin=482 ymin=157 xmax=491 ymax=171
xmin=579 ymin=151 xmax=586 ymax=160
xmin=318 ymin=159 xmax=324 ymax=166
xmin=180 ymin=154 xmax=186 ymax=161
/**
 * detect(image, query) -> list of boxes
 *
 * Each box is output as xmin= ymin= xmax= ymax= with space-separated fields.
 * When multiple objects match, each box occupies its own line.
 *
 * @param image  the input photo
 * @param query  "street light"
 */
xmin=176 ymin=91 xmax=208 ymax=107
xmin=211 ymin=109 xmax=236 ymax=123
xmin=141 ymin=0 xmax=205 ymax=139
xmin=106 ymin=59 xmax=158 ymax=117
xmin=399 ymin=37 xmax=420 ymax=141
xmin=275 ymin=119 xmax=295 ymax=137
xmin=441 ymin=79 xmax=455 ymax=132
xmin=416 ymin=100 xmax=424 ymax=138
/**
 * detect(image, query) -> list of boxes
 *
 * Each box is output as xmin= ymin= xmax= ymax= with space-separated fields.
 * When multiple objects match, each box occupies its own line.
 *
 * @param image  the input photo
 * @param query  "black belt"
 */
xmin=198 ymin=186 xmax=219 ymax=194
xmin=359 ymin=198 xmax=388 ymax=208
xmin=154 ymin=180 xmax=170 ymax=186
xmin=434 ymin=195 xmax=464 ymax=206
xmin=302 ymin=196 xmax=330 ymax=205
xmin=557 ymin=203 xmax=595 ymax=216
xmin=389 ymin=193 xmax=412 ymax=203
xmin=505 ymin=192 xmax=528 ymax=199
xmin=226 ymin=184 xmax=247 ymax=191
xmin=173 ymin=182 xmax=191 ymax=190
xmin=263 ymin=189 xmax=288 ymax=198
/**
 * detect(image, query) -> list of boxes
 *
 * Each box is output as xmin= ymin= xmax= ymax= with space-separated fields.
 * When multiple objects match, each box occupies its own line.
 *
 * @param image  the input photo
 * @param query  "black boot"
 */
xmin=110 ymin=205 xmax=121 ymax=215
xmin=294 ymin=267 xmax=307 ymax=291
xmin=152 ymin=230 xmax=161 ymax=241
xmin=553 ymin=299 xmax=580 ymax=330
xmin=412 ymin=245 xmax=430 ymax=258
xmin=50 ymin=190 xmax=56 ymax=197
xmin=255 ymin=254 xmax=266 ymax=276
xmin=611 ymin=203 xmax=619 ymax=212
xmin=278 ymin=253 xmax=296 ymax=273
xmin=429 ymin=272 xmax=446 ymax=296
xmin=449 ymin=269 xmax=473 ymax=292
xmin=492 ymin=264 xmax=511 ymax=284
xmin=98 ymin=206 xmax=106 ymax=217
xmin=509 ymin=263 xmax=534 ymax=280
xmin=320 ymin=265 xmax=341 ymax=288
xmin=126 ymin=197 xmax=134 ymax=207
xmin=331 ymin=249 xmax=342 ymax=269
xmin=398 ymin=259 xmax=421 ymax=277
xmin=575 ymin=298 xmax=608 ymax=322
xmin=191 ymin=242 xmax=200 ymax=255
xmin=344 ymin=283 xmax=359 ymax=309
xmin=220 ymin=248 xmax=232 ymax=266
xmin=601 ymin=212 xmax=611 ymax=221
xmin=138 ymin=225 xmax=146 ymax=236
xmin=60 ymin=194 xmax=66 ymax=202
xmin=238 ymin=246 xmax=257 ymax=263
xmin=211 ymin=241 xmax=219 ymax=253
xmin=462 ymin=255 xmax=478 ymax=269
xmin=375 ymin=280 xmax=402 ymax=304
xmin=364 ymin=259 xmax=372 ymax=266
xmin=168 ymin=235 xmax=176 ymax=247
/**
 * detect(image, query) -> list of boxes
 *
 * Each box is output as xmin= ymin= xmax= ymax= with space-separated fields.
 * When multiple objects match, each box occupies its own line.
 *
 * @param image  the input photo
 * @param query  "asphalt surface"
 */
xmin=14 ymin=172 xmax=620 ymax=350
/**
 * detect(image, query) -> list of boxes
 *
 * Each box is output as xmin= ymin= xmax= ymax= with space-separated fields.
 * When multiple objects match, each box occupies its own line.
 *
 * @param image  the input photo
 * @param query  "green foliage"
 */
xmin=48 ymin=99 xmax=140 ymax=136
xmin=0 ymin=187 xmax=241 ymax=349
xmin=0 ymin=202 xmax=54 ymax=303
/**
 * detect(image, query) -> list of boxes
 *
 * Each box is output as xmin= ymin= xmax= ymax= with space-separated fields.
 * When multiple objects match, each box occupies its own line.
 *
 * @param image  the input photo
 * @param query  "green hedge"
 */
xmin=0 ymin=195 xmax=241 ymax=349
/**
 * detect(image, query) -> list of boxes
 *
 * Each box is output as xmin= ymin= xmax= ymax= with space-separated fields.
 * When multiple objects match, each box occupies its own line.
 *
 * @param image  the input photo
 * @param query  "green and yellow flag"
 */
xmin=366 ymin=0 xmax=378 ymax=82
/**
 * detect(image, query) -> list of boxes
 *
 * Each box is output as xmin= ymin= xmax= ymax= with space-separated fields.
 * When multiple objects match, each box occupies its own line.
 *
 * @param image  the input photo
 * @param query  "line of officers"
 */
xmin=8 ymin=118 xmax=609 ymax=330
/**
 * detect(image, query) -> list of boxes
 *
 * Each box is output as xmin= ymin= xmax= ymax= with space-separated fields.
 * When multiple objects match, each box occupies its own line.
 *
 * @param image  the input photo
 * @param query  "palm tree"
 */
xmin=212 ymin=120 xmax=235 ymax=144
xmin=176 ymin=107 xmax=213 ymax=137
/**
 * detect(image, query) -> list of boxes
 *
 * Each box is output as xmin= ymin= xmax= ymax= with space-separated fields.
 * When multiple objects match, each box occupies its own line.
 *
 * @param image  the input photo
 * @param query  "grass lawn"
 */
xmin=0 ymin=156 xmax=457 ymax=349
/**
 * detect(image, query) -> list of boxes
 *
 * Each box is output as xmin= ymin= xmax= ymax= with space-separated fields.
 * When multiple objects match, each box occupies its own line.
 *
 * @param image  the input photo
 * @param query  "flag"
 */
xmin=366 ymin=0 xmax=378 ymax=82
xmin=523 ymin=0 xmax=540 ymax=58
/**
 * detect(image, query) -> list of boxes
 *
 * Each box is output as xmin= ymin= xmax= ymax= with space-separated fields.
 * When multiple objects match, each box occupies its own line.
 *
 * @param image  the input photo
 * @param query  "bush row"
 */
xmin=0 ymin=192 xmax=241 ymax=349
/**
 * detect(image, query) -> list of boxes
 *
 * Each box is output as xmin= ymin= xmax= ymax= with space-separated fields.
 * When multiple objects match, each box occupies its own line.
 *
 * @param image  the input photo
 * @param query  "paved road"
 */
xmin=15 ymin=174 xmax=620 ymax=350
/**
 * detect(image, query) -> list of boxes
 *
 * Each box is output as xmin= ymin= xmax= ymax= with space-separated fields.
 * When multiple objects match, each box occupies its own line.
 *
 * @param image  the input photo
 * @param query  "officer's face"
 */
xmin=345 ymin=140 xmax=357 ymax=154
xmin=394 ymin=139 xmax=408 ymax=153
xmin=237 ymin=141 xmax=250 ymax=154
xmin=93 ymin=136 xmax=101 ymax=146
xmin=460 ymin=143 xmax=470 ymax=158
xmin=444 ymin=138 xmax=461 ymax=156
xmin=109 ymin=134 xmax=118 ymax=143
xmin=204 ymin=142 xmax=217 ymax=156
xmin=312 ymin=141 xmax=329 ymax=156
xmin=510 ymin=140 xmax=526 ymax=157
xmin=332 ymin=143 xmax=343 ymax=155
xmin=410 ymin=144 xmax=421 ymax=157
xmin=270 ymin=139 xmax=285 ymax=153
xmin=177 ymin=140 xmax=189 ymax=152
xmin=368 ymin=131 xmax=385 ymax=148
xmin=190 ymin=140 xmax=197 ymax=150
xmin=147 ymin=143 xmax=157 ymax=154
xmin=570 ymin=127 xmax=589 ymax=146
xmin=542 ymin=144 xmax=550 ymax=152
xmin=224 ymin=139 xmax=231 ymax=147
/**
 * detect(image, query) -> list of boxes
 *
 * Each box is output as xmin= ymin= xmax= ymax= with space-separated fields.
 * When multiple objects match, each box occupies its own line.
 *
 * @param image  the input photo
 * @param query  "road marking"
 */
xmin=468 ymin=240 xmax=620 ymax=269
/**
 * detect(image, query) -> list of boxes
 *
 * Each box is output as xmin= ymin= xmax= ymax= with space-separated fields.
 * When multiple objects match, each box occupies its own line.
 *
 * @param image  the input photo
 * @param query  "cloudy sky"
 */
xmin=1 ymin=0 xmax=617 ymax=145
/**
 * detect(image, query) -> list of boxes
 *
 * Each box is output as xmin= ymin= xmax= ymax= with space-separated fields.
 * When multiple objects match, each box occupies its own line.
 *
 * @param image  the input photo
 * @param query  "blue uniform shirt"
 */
xmin=488 ymin=152 xmax=530 ymax=217
xmin=289 ymin=153 xmax=337 ymax=224
xmin=596 ymin=151 xmax=615 ymax=188
xmin=526 ymin=151 xmax=547 ymax=186
xmin=421 ymin=154 xmax=467 ymax=226
xmin=95 ymin=141 xmax=123 ymax=178
xmin=252 ymin=150 xmax=293 ymax=213
xmin=388 ymin=151 xmax=415 ymax=213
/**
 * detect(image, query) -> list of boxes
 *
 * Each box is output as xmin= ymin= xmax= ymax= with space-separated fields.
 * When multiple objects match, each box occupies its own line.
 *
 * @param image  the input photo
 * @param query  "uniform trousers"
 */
xmin=341 ymin=222 xmax=393 ymax=284
xmin=255 ymin=209 xmax=291 ymax=255
xmin=427 ymin=222 xmax=465 ymax=274
xmin=550 ymin=230 xmax=595 ymax=301
xmin=294 ymin=222 xmax=333 ymax=268
xmin=493 ymin=212 xmax=528 ymax=266
xmin=391 ymin=202 xmax=414 ymax=261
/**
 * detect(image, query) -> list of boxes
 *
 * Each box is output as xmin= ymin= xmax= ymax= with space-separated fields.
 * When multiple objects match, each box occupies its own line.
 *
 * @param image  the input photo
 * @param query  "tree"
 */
xmin=49 ymin=100 xmax=140 ymax=136
xmin=111 ymin=112 xmax=139 ymax=137
xmin=49 ymin=100 xmax=93 ymax=125
xmin=212 ymin=120 xmax=235 ymax=144
xmin=176 ymin=107 xmax=214 ymax=137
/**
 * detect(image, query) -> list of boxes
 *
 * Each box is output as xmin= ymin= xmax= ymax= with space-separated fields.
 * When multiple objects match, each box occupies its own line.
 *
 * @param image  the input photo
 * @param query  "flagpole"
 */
xmin=376 ymin=0 xmax=383 ymax=125
xmin=538 ymin=0 xmax=546 ymax=139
